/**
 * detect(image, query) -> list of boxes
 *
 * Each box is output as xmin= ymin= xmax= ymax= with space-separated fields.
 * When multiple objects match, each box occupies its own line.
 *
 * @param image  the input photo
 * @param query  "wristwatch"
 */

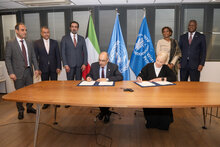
xmin=161 ymin=77 xmax=164 ymax=81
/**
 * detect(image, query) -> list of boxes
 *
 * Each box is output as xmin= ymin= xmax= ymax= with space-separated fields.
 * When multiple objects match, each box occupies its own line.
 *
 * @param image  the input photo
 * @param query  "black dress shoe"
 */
xmin=18 ymin=111 xmax=24 ymax=120
xmin=97 ymin=112 xmax=104 ymax=120
xmin=65 ymin=105 xmax=70 ymax=108
xmin=104 ymin=114 xmax=110 ymax=124
xmin=56 ymin=105 xmax=60 ymax=107
xmin=42 ymin=104 xmax=50 ymax=109
xmin=27 ymin=108 xmax=36 ymax=114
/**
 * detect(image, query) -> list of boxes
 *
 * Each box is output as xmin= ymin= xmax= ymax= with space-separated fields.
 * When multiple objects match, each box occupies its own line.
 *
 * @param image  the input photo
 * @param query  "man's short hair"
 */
xmin=41 ymin=26 xmax=49 ymax=31
xmin=69 ymin=21 xmax=79 ymax=28
xmin=189 ymin=20 xmax=197 ymax=25
xmin=15 ymin=22 xmax=25 ymax=30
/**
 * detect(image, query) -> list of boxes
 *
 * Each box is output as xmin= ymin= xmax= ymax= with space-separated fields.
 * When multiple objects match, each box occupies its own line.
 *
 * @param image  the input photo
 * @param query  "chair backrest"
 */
xmin=0 ymin=65 xmax=6 ymax=82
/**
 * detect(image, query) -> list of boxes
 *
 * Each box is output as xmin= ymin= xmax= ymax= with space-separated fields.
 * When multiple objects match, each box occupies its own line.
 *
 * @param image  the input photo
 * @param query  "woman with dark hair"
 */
xmin=156 ymin=26 xmax=181 ymax=76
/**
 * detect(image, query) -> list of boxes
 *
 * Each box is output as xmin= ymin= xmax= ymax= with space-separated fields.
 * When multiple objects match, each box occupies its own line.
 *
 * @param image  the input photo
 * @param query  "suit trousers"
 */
xmin=66 ymin=67 xmax=82 ymax=80
xmin=14 ymin=67 xmax=33 ymax=112
xmin=41 ymin=67 xmax=57 ymax=81
xmin=143 ymin=108 xmax=173 ymax=130
xmin=180 ymin=61 xmax=200 ymax=81
xmin=100 ymin=107 xmax=110 ymax=115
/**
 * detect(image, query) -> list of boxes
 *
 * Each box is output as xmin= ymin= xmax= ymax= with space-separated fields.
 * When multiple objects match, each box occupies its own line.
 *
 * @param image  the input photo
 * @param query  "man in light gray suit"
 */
xmin=61 ymin=21 xmax=88 ymax=108
xmin=5 ymin=22 xmax=40 ymax=120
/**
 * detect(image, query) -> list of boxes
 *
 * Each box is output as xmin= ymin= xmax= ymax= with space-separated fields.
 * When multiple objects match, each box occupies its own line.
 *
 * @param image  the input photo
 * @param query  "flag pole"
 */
xmin=116 ymin=8 xmax=119 ymax=15
xmin=143 ymin=8 xmax=146 ymax=18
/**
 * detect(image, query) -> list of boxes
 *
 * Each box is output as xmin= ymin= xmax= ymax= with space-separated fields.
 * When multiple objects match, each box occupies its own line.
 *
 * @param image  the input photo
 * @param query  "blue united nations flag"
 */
xmin=129 ymin=16 xmax=156 ymax=77
xmin=108 ymin=13 xmax=130 ymax=80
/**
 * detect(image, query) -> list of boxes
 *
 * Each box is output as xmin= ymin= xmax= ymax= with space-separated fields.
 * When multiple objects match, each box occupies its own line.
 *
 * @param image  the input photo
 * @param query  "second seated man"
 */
xmin=86 ymin=51 xmax=123 ymax=123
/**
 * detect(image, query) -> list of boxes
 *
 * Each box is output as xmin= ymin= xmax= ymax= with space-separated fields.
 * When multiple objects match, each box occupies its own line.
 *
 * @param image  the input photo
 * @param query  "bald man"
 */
xmin=86 ymin=52 xmax=123 ymax=123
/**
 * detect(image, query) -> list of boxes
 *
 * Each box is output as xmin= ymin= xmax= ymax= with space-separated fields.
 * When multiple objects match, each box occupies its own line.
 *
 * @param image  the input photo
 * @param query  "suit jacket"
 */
xmin=61 ymin=34 xmax=87 ymax=67
xmin=5 ymin=38 xmax=39 ymax=79
xmin=34 ymin=39 xmax=61 ymax=73
xmin=138 ymin=63 xmax=176 ymax=82
xmin=86 ymin=62 xmax=123 ymax=81
xmin=179 ymin=32 xmax=206 ymax=69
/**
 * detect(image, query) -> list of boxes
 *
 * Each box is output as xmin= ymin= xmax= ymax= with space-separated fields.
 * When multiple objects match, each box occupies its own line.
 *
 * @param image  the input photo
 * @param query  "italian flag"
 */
xmin=82 ymin=15 xmax=100 ymax=80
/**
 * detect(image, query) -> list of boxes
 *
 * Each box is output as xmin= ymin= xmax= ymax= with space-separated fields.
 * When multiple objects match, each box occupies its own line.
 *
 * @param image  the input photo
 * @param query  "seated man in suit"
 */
xmin=137 ymin=52 xmax=176 ymax=130
xmin=86 ymin=51 xmax=123 ymax=123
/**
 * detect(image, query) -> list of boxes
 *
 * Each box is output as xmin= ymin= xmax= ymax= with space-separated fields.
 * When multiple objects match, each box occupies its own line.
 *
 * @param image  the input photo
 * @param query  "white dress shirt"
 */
xmin=16 ymin=36 xmax=30 ymax=66
xmin=70 ymin=32 xmax=78 ymax=44
xmin=154 ymin=63 xmax=162 ymax=77
xmin=43 ymin=38 xmax=50 ymax=54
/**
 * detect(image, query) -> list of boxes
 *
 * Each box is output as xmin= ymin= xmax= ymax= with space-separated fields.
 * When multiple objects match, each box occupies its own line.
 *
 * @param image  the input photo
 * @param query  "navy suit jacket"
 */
xmin=179 ymin=32 xmax=206 ymax=69
xmin=86 ymin=62 xmax=123 ymax=81
xmin=61 ymin=34 xmax=87 ymax=68
xmin=34 ymin=39 xmax=61 ymax=73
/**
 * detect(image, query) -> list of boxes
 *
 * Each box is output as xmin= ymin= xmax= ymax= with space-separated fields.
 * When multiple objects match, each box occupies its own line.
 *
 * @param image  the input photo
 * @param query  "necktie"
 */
xmin=20 ymin=40 xmax=28 ymax=67
xmin=73 ymin=34 xmax=77 ymax=47
xmin=101 ymin=67 xmax=105 ymax=78
xmin=189 ymin=33 xmax=193 ymax=45
xmin=45 ymin=40 xmax=49 ymax=54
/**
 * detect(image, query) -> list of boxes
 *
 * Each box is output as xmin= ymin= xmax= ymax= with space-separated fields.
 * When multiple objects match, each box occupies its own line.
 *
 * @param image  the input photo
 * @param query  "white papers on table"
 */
xmin=154 ymin=81 xmax=173 ymax=85
xmin=136 ymin=81 xmax=156 ymax=87
xmin=98 ymin=81 xmax=114 ymax=86
xmin=79 ymin=81 xmax=95 ymax=86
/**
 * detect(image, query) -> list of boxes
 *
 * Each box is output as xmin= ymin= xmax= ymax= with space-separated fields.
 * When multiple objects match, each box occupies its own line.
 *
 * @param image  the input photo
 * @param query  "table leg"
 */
xmin=202 ymin=107 xmax=207 ymax=129
xmin=34 ymin=104 xmax=41 ymax=147
xmin=53 ymin=105 xmax=58 ymax=125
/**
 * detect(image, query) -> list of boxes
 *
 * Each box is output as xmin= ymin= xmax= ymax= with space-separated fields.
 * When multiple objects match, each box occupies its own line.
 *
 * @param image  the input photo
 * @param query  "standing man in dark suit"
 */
xmin=34 ymin=26 xmax=61 ymax=109
xmin=179 ymin=20 xmax=206 ymax=81
xmin=86 ymin=52 xmax=123 ymax=123
xmin=5 ymin=22 xmax=40 ymax=120
xmin=61 ymin=21 xmax=87 ymax=81
xmin=61 ymin=21 xmax=88 ymax=108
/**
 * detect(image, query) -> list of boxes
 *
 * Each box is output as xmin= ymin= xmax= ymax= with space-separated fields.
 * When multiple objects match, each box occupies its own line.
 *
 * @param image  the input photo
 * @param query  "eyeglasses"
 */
xmin=99 ymin=59 xmax=107 ymax=62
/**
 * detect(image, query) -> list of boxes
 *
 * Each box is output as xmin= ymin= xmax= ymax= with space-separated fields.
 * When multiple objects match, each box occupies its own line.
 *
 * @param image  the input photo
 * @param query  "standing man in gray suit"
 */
xmin=5 ymin=22 xmax=40 ymax=120
xmin=61 ymin=21 xmax=88 ymax=108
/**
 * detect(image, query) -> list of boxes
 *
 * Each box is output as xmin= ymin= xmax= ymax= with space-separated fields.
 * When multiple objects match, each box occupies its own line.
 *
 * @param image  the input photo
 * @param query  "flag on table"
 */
xmin=107 ymin=13 xmax=130 ymax=80
xmin=82 ymin=15 xmax=101 ymax=80
xmin=129 ymin=16 xmax=156 ymax=77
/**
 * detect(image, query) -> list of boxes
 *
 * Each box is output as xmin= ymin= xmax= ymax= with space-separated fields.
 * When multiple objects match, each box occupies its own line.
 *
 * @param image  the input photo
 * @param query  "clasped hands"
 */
xmin=86 ymin=77 xmax=108 ymax=82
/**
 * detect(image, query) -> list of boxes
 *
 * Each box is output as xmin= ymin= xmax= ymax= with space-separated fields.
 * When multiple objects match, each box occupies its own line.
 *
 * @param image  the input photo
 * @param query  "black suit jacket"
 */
xmin=179 ymin=32 xmax=206 ymax=69
xmin=138 ymin=63 xmax=176 ymax=82
xmin=34 ymin=39 xmax=61 ymax=73
xmin=86 ymin=62 xmax=123 ymax=81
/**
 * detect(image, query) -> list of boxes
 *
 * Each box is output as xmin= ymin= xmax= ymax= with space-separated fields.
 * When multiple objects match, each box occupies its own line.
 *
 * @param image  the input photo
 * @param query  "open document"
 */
xmin=77 ymin=81 xmax=115 ymax=86
xmin=135 ymin=81 xmax=175 ymax=87
xmin=154 ymin=81 xmax=175 ymax=86
xmin=78 ymin=81 xmax=96 ymax=86
xmin=135 ymin=81 xmax=156 ymax=87
xmin=98 ymin=81 xmax=114 ymax=86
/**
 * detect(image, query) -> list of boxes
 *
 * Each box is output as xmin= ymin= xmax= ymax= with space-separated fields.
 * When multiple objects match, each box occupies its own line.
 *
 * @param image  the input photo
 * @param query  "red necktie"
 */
xmin=73 ymin=34 xmax=77 ymax=47
xmin=189 ymin=33 xmax=192 ymax=45
xmin=20 ymin=40 xmax=28 ymax=67
xmin=101 ymin=67 xmax=105 ymax=78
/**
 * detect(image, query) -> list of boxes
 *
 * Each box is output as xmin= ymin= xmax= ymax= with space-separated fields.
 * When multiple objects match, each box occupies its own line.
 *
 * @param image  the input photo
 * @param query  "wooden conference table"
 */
xmin=3 ymin=81 xmax=220 ymax=147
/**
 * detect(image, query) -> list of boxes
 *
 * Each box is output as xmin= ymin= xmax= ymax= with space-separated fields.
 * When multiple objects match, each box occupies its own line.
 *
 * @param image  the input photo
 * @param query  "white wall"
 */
xmin=0 ymin=61 xmax=220 ymax=93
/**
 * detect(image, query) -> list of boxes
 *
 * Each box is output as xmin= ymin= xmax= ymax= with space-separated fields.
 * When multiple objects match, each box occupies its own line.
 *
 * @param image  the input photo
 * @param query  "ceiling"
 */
xmin=0 ymin=0 xmax=219 ymax=10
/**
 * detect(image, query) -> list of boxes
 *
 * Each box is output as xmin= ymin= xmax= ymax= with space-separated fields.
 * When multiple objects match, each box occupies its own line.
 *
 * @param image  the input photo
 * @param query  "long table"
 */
xmin=3 ymin=81 xmax=220 ymax=147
